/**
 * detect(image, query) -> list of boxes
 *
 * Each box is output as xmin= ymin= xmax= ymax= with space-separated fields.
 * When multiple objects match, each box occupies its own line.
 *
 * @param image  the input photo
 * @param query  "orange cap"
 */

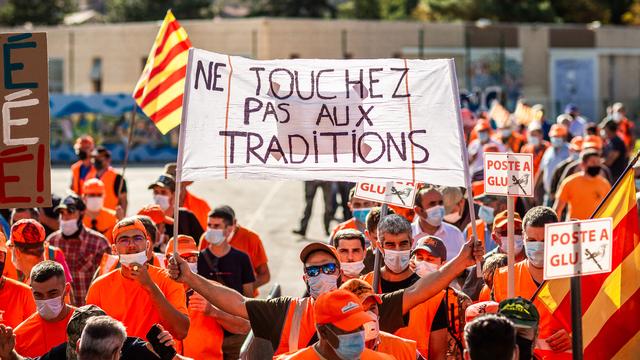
xmin=112 ymin=218 xmax=149 ymax=243
xmin=492 ymin=210 xmax=522 ymax=232
xmin=74 ymin=135 xmax=94 ymax=149
xmin=10 ymin=219 xmax=46 ymax=245
xmin=83 ymin=178 xmax=105 ymax=195
xmin=299 ymin=242 xmax=340 ymax=264
xmin=569 ymin=136 xmax=583 ymax=152
xmin=474 ymin=119 xmax=491 ymax=132
xmin=137 ymin=204 xmax=174 ymax=225
xmin=465 ymin=301 xmax=500 ymax=323
xmin=165 ymin=235 xmax=199 ymax=258
xmin=339 ymin=279 xmax=382 ymax=305
xmin=314 ymin=290 xmax=373 ymax=331
xmin=549 ymin=124 xmax=567 ymax=137
xmin=582 ymin=135 xmax=603 ymax=151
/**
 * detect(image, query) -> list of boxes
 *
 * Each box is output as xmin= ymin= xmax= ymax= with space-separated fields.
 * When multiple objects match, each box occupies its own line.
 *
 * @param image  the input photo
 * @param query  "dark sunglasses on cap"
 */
xmin=304 ymin=263 xmax=337 ymax=277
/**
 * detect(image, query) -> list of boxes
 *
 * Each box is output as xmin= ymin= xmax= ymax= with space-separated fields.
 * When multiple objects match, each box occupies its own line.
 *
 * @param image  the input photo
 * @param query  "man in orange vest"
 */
xmin=340 ymin=279 xmax=418 ymax=360
xmin=168 ymin=238 xmax=484 ymax=356
xmin=82 ymin=178 xmax=118 ymax=244
xmin=13 ymin=261 xmax=75 ymax=357
xmin=70 ymin=135 xmax=95 ymax=197
xmin=92 ymin=146 xmax=127 ymax=214
xmin=492 ymin=206 xmax=571 ymax=358
xmin=611 ymin=102 xmax=635 ymax=153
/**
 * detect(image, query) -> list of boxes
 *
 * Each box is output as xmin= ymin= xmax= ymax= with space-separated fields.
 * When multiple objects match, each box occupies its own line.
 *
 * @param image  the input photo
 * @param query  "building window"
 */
xmin=90 ymin=57 xmax=102 ymax=93
xmin=48 ymin=58 xmax=64 ymax=93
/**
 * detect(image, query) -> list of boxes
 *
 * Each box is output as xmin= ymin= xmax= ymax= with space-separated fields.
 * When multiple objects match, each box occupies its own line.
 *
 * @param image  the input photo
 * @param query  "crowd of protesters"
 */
xmin=0 ymin=100 xmax=637 ymax=359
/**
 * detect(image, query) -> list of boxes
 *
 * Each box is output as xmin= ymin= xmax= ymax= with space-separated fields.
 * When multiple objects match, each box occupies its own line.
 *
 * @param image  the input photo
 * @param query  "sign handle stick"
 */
xmin=172 ymin=49 xmax=195 ymax=257
xmin=507 ymin=195 xmax=515 ymax=298
xmin=372 ymin=203 xmax=388 ymax=293
xmin=448 ymin=59 xmax=483 ymax=277
xmin=571 ymin=276 xmax=583 ymax=360
xmin=116 ymin=108 xmax=137 ymax=213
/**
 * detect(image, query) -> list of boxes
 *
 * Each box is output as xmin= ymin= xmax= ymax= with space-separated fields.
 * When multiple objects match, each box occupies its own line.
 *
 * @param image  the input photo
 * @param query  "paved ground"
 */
xmin=52 ymin=165 xmax=336 ymax=297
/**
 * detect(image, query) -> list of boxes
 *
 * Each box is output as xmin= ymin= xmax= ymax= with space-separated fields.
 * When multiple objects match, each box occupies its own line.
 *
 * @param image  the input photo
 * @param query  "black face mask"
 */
xmin=77 ymin=150 xmax=88 ymax=161
xmin=94 ymin=159 xmax=104 ymax=170
xmin=586 ymin=166 xmax=600 ymax=177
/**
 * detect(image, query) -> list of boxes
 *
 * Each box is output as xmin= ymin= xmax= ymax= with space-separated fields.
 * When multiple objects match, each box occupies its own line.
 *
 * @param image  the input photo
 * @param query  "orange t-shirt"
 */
xmin=199 ymin=226 xmax=268 ymax=271
xmin=83 ymin=208 xmax=118 ymax=244
xmin=378 ymin=331 xmax=417 ymax=360
xmin=275 ymin=346 xmax=395 ymax=359
xmin=556 ymin=173 xmax=611 ymax=220
xmin=181 ymin=307 xmax=224 ymax=359
xmin=85 ymin=265 xmax=188 ymax=339
xmin=478 ymin=285 xmax=491 ymax=302
xmin=183 ymin=191 xmax=211 ymax=232
xmin=14 ymin=306 xmax=75 ymax=357
xmin=0 ymin=277 xmax=35 ymax=328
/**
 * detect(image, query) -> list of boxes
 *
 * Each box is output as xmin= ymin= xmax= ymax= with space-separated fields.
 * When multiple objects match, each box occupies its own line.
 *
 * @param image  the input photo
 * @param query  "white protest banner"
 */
xmin=355 ymin=181 xmax=416 ymax=208
xmin=178 ymin=49 xmax=467 ymax=186
xmin=483 ymin=152 xmax=533 ymax=198
xmin=543 ymin=218 xmax=613 ymax=280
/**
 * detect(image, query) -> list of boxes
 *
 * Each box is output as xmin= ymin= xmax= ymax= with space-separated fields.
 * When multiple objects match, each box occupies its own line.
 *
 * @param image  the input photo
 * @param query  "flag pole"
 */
xmin=530 ymin=149 xmax=640 ymax=300
xmin=116 ymin=108 xmax=137 ymax=216
xmin=448 ymin=59 xmax=483 ymax=277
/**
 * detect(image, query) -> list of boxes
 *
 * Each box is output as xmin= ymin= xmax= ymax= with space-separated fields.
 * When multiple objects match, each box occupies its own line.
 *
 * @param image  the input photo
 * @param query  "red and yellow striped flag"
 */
xmin=133 ymin=10 xmax=191 ymax=134
xmin=535 ymin=168 xmax=640 ymax=359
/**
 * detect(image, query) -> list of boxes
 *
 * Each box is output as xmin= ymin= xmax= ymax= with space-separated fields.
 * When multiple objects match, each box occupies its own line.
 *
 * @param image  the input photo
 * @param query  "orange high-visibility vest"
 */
xmin=70 ymin=161 xmax=96 ymax=196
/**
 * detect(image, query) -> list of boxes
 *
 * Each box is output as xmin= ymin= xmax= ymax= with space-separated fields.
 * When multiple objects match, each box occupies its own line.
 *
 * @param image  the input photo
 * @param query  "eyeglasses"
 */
xmin=304 ymin=263 xmax=337 ymax=277
xmin=115 ymin=235 xmax=146 ymax=246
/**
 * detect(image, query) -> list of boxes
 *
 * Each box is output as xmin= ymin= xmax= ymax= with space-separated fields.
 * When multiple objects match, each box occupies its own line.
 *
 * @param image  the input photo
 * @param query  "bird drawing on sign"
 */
xmin=511 ymin=174 xmax=530 ymax=195
xmin=390 ymin=186 xmax=413 ymax=206
xmin=584 ymin=244 xmax=607 ymax=271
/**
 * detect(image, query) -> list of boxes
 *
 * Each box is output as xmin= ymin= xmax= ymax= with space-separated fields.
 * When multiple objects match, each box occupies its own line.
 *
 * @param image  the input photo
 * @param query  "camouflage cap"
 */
xmin=67 ymin=305 xmax=107 ymax=342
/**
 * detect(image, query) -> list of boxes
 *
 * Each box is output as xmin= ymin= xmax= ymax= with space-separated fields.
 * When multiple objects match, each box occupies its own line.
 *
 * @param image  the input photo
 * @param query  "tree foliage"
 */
xmin=0 ymin=0 xmax=75 ymax=26
xmin=106 ymin=0 xmax=214 ymax=22
xmin=249 ymin=0 xmax=337 ymax=18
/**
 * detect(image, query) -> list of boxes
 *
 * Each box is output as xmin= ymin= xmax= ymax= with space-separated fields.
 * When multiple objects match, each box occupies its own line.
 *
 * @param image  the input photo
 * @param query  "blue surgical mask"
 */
xmin=527 ymin=135 xmax=540 ymax=147
xmin=328 ymin=328 xmax=365 ymax=359
xmin=550 ymin=137 xmax=564 ymax=148
xmin=500 ymin=235 xmax=524 ymax=254
xmin=635 ymin=178 xmax=640 ymax=192
xmin=425 ymin=205 xmax=445 ymax=227
xmin=478 ymin=205 xmax=495 ymax=224
xmin=525 ymin=241 xmax=545 ymax=268
xmin=353 ymin=208 xmax=371 ymax=224
xmin=478 ymin=131 xmax=490 ymax=143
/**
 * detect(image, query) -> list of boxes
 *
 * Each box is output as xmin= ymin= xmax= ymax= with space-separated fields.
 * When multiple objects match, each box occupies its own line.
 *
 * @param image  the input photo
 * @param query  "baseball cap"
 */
xmin=549 ymin=124 xmax=567 ymax=137
xmin=148 ymin=174 xmax=176 ymax=192
xmin=74 ymin=135 xmax=94 ymax=150
xmin=474 ymin=193 xmax=499 ymax=205
xmin=67 ymin=305 xmax=107 ymax=344
xmin=498 ymin=297 xmax=540 ymax=329
xmin=112 ymin=218 xmax=149 ymax=243
xmin=299 ymin=242 xmax=340 ymax=265
xmin=465 ymin=301 xmax=499 ymax=323
xmin=54 ymin=194 xmax=86 ymax=214
xmin=569 ymin=136 xmax=583 ymax=152
xmin=137 ymin=204 xmax=174 ymax=225
xmin=412 ymin=235 xmax=447 ymax=263
xmin=582 ymin=135 xmax=603 ymax=151
xmin=9 ymin=219 xmax=46 ymax=246
xmin=314 ymin=290 xmax=373 ymax=332
xmin=165 ymin=235 xmax=199 ymax=258
xmin=474 ymin=119 xmax=491 ymax=132
xmin=41 ymin=194 xmax=61 ymax=219
xmin=527 ymin=121 xmax=542 ymax=133
xmin=492 ymin=210 xmax=522 ymax=232
xmin=339 ymin=279 xmax=382 ymax=305
xmin=83 ymin=178 xmax=105 ymax=196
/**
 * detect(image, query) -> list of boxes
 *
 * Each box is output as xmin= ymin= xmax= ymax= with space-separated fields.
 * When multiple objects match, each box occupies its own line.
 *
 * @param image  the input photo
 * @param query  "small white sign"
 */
xmin=354 ymin=181 xmax=416 ymax=208
xmin=543 ymin=218 xmax=613 ymax=280
xmin=483 ymin=152 xmax=534 ymax=198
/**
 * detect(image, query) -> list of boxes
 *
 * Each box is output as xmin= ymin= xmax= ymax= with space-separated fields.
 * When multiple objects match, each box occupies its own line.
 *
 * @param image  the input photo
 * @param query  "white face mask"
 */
xmin=187 ymin=262 xmax=198 ymax=274
xmin=613 ymin=112 xmax=623 ymax=122
xmin=205 ymin=229 xmax=226 ymax=245
xmin=500 ymin=235 xmax=524 ymax=254
xmin=363 ymin=311 xmax=380 ymax=342
xmin=307 ymin=273 xmax=338 ymax=299
xmin=119 ymin=250 xmax=148 ymax=267
xmin=425 ymin=205 xmax=445 ymax=227
xmin=383 ymin=249 xmax=411 ymax=273
xmin=60 ymin=219 xmax=79 ymax=236
xmin=414 ymin=260 xmax=440 ymax=278
xmin=340 ymin=261 xmax=365 ymax=278
xmin=85 ymin=197 xmax=104 ymax=212
xmin=443 ymin=210 xmax=462 ymax=224
xmin=153 ymin=194 xmax=171 ymax=211
xmin=35 ymin=295 xmax=64 ymax=320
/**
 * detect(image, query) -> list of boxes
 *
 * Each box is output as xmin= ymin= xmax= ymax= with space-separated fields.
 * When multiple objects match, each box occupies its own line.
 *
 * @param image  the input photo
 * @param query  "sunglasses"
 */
xmin=304 ymin=263 xmax=337 ymax=277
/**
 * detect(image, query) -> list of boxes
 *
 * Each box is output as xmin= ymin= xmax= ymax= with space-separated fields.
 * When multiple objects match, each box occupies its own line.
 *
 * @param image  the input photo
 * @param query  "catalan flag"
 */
xmin=535 ymin=159 xmax=640 ymax=359
xmin=133 ymin=10 xmax=191 ymax=134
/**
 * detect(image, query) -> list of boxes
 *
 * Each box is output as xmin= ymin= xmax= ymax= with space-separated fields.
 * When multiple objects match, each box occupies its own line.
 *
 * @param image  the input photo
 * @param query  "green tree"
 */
xmin=427 ymin=0 xmax=556 ymax=23
xmin=106 ymin=0 xmax=214 ymax=22
xmin=0 ymin=0 xmax=75 ymax=26
xmin=249 ymin=0 xmax=337 ymax=18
